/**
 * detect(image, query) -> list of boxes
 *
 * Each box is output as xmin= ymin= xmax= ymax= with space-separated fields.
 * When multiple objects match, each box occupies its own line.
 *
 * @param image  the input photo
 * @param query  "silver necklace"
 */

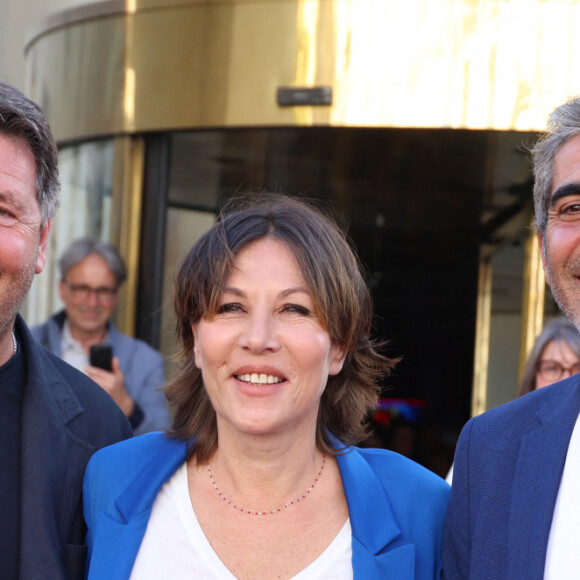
xmin=11 ymin=330 xmax=17 ymax=355
xmin=207 ymin=454 xmax=326 ymax=516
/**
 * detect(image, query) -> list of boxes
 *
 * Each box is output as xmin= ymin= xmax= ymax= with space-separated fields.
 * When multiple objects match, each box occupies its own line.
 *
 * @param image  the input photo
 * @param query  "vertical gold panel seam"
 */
xmin=518 ymin=225 xmax=546 ymax=387
xmin=111 ymin=135 xmax=145 ymax=335
xmin=472 ymin=258 xmax=492 ymax=417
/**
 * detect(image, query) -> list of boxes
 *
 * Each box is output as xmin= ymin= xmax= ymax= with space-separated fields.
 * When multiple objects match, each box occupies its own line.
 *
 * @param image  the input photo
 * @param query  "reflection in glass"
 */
xmin=23 ymin=139 xmax=115 ymax=325
xmin=160 ymin=207 xmax=216 ymax=369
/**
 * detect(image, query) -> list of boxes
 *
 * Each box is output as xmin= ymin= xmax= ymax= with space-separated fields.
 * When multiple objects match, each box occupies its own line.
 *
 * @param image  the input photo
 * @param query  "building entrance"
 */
xmin=133 ymin=126 xmax=536 ymax=476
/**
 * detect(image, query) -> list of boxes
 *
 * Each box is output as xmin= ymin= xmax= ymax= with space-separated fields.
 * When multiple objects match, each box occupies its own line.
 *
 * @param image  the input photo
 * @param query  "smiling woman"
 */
xmin=169 ymin=194 xmax=389 ymax=461
xmin=83 ymin=193 xmax=450 ymax=580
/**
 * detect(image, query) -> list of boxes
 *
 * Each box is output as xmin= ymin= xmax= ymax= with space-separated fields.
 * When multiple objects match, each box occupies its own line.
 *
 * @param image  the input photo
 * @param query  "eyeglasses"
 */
xmin=536 ymin=359 xmax=580 ymax=382
xmin=63 ymin=280 xmax=118 ymax=303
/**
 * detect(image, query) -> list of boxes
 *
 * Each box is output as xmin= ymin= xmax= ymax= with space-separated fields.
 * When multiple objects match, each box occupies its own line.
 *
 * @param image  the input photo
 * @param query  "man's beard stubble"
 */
xmin=544 ymin=256 xmax=580 ymax=331
xmin=0 ymin=258 xmax=36 ymax=338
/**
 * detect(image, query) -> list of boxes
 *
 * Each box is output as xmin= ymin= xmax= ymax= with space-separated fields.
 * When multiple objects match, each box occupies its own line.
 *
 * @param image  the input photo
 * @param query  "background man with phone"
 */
xmin=0 ymin=80 xmax=131 ymax=579
xmin=32 ymin=237 xmax=170 ymax=435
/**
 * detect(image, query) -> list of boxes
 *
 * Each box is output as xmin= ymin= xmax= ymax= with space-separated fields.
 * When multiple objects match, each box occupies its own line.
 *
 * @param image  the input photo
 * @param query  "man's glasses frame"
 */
xmin=62 ymin=280 xmax=118 ymax=302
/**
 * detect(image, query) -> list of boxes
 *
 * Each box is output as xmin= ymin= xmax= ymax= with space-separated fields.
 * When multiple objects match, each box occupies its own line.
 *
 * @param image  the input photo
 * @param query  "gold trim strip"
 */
xmin=110 ymin=135 xmax=145 ymax=335
xmin=472 ymin=258 xmax=492 ymax=417
xmin=518 ymin=226 xmax=546 ymax=384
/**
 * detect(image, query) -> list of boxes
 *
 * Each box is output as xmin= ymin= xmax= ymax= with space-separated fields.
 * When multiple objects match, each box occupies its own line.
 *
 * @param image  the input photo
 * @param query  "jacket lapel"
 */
xmin=337 ymin=448 xmax=416 ymax=579
xmin=508 ymin=379 xmax=580 ymax=579
xmin=88 ymin=511 xmax=154 ymax=580
xmin=19 ymin=320 xmax=91 ymax=579
xmin=87 ymin=440 xmax=187 ymax=580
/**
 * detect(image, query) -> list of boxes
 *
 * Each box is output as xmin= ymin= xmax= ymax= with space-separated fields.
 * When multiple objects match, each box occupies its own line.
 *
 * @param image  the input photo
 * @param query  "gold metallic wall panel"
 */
xmin=26 ymin=0 xmax=580 ymax=143
xmin=26 ymin=16 xmax=127 ymax=141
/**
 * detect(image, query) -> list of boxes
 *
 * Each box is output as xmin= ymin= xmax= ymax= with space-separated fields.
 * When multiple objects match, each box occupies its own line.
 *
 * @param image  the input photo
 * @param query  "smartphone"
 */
xmin=89 ymin=344 xmax=113 ymax=372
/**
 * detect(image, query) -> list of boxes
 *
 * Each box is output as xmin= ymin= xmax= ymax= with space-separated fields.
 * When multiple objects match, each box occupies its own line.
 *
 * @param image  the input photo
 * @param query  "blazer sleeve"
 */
xmin=113 ymin=337 xmax=170 ymax=435
xmin=125 ymin=347 xmax=169 ymax=435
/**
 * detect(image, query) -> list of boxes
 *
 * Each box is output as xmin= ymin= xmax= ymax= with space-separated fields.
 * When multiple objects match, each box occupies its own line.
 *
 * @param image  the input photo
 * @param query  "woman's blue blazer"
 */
xmin=84 ymin=433 xmax=449 ymax=579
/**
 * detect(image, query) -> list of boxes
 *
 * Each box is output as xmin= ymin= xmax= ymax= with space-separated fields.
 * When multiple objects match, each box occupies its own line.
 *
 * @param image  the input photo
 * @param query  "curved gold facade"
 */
xmin=25 ymin=0 xmax=580 ymax=144
xmin=24 ymin=0 xmax=570 ymax=418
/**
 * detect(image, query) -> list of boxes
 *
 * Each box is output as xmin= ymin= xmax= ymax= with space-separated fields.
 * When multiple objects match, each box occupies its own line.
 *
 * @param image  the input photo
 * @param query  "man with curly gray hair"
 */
xmin=0 ymin=80 xmax=131 ymax=579
xmin=444 ymin=96 xmax=580 ymax=579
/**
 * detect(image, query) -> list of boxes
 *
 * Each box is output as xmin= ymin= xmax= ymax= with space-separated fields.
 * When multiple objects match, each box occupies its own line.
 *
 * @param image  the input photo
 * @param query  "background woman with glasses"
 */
xmin=518 ymin=317 xmax=580 ymax=397
xmin=447 ymin=316 xmax=580 ymax=484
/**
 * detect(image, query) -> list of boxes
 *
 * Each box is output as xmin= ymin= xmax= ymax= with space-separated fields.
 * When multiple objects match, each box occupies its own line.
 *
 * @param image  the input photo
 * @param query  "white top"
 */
xmin=445 ymin=463 xmax=453 ymax=485
xmin=544 ymin=412 xmax=580 ymax=579
xmin=61 ymin=319 xmax=110 ymax=371
xmin=61 ymin=319 xmax=89 ymax=371
xmin=130 ymin=462 xmax=353 ymax=579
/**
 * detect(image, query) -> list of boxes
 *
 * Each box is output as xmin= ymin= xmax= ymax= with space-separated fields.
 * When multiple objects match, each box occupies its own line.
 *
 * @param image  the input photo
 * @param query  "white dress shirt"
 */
xmin=544 ymin=412 xmax=580 ymax=579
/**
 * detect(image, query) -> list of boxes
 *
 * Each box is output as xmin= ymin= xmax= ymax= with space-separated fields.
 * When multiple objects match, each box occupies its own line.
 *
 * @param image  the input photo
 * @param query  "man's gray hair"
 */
xmin=532 ymin=96 xmax=580 ymax=236
xmin=59 ymin=238 xmax=127 ymax=286
xmin=0 ymin=80 xmax=60 ymax=224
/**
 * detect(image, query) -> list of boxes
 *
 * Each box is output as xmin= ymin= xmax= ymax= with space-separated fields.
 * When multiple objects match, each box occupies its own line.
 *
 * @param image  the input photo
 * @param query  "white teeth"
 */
xmin=237 ymin=373 xmax=283 ymax=385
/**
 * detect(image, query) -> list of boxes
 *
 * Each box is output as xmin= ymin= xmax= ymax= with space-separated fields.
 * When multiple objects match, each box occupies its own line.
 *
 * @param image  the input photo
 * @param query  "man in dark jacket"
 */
xmin=0 ymin=80 xmax=131 ymax=579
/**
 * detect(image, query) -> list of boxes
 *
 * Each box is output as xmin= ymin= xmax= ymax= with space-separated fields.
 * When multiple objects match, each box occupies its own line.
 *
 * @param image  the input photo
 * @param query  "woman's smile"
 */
xmin=235 ymin=373 xmax=285 ymax=385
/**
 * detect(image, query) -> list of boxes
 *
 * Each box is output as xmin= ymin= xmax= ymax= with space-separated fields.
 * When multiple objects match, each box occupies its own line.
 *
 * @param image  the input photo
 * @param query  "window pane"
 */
xmin=23 ymin=139 xmax=114 ymax=325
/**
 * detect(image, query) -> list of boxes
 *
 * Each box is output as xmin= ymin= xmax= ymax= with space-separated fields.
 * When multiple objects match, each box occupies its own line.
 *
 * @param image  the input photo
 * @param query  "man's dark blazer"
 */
xmin=442 ymin=375 xmax=580 ymax=579
xmin=14 ymin=314 xmax=132 ymax=579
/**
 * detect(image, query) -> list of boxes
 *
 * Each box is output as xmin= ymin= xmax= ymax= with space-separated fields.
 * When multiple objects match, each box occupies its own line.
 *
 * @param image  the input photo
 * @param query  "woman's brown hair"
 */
xmin=164 ymin=193 xmax=397 ymax=462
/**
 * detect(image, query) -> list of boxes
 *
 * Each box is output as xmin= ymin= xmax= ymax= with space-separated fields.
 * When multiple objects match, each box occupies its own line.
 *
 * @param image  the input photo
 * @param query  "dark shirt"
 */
xmin=0 ymin=337 xmax=24 ymax=579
